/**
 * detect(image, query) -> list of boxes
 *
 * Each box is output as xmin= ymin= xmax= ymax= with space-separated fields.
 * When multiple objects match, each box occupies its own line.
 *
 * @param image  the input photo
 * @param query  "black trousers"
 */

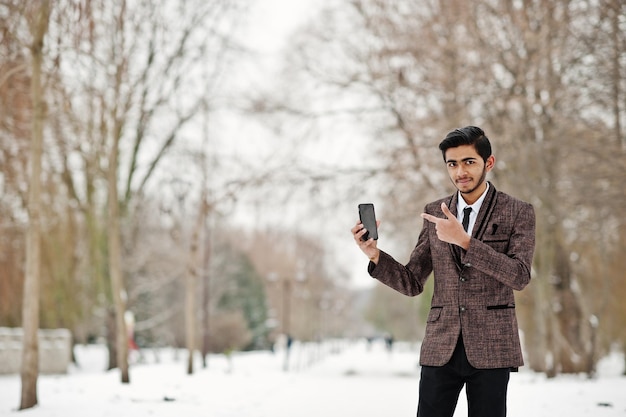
xmin=417 ymin=336 xmax=510 ymax=417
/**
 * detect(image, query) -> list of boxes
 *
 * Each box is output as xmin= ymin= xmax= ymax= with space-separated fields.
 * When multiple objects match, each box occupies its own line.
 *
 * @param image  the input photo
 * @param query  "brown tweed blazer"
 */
xmin=369 ymin=183 xmax=535 ymax=369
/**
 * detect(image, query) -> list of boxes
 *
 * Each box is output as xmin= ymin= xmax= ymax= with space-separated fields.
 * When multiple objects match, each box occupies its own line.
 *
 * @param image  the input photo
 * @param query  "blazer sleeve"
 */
xmin=367 ymin=217 xmax=433 ymax=297
xmin=462 ymin=201 xmax=535 ymax=291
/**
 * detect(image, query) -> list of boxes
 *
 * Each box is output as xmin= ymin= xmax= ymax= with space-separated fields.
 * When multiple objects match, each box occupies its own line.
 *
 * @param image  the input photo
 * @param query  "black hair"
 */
xmin=438 ymin=126 xmax=492 ymax=162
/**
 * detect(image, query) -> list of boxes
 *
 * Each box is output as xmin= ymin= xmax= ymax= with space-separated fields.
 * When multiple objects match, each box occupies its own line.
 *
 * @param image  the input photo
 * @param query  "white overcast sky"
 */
xmin=244 ymin=0 xmax=320 ymax=52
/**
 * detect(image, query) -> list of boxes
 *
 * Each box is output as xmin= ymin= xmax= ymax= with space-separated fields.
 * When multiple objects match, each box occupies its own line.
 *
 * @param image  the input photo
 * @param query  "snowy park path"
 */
xmin=1 ymin=340 xmax=625 ymax=416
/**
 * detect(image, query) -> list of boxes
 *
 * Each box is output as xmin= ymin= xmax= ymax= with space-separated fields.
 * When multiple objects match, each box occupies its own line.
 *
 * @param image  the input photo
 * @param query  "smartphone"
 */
xmin=358 ymin=203 xmax=378 ymax=241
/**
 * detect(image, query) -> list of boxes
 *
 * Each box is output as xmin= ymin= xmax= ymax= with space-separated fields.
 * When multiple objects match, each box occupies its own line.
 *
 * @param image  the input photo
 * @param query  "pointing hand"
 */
xmin=421 ymin=203 xmax=470 ymax=250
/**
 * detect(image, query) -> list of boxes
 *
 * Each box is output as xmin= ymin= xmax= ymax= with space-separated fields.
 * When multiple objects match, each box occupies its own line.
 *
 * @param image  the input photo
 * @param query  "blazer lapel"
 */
xmin=447 ymin=193 xmax=463 ymax=268
xmin=473 ymin=182 xmax=498 ymax=241
xmin=447 ymin=183 xmax=498 ymax=269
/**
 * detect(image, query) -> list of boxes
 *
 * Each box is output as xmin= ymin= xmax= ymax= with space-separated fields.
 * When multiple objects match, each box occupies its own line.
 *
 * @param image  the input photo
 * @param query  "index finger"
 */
xmin=420 ymin=213 xmax=440 ymax=224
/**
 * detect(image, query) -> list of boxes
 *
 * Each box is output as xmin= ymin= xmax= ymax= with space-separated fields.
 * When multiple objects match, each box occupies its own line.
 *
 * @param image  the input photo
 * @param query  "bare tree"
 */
xmin=19 ymin=0 xmax=50 ymax=410
xmin=0 ymin=2 xmax=30 ymax=328
xmin=461 ymin=0 xmax=626 ymax=376
xmin=107 ymin=131 xmax=129 ymax=382
xmin=184 ymin=189 xmax=209 ymax=374
xmin=33 ymin=0 xmax=247 ymax=376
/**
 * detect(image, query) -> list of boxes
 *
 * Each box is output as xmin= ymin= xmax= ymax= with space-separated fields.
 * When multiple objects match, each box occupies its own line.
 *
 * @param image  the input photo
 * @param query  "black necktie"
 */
xmin=462 ymin=207 xmax=472 ymax=233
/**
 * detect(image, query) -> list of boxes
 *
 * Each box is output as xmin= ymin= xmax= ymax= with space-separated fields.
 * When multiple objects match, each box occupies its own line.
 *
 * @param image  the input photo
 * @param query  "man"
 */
xmin=351 ymin=126 xmax=535 ymax=417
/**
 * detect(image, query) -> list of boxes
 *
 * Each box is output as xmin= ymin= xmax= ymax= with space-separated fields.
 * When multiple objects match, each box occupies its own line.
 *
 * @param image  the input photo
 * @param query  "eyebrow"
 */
xmin=446 ymin=157 xmax=478 ymax=163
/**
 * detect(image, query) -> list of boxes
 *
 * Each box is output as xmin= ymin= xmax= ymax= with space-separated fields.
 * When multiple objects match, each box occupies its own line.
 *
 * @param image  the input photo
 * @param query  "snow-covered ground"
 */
xmin=1 ymin=340 xmax=625 ymax=416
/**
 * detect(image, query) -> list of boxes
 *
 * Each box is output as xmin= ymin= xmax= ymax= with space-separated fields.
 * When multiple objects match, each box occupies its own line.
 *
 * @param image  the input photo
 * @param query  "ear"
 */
xmin=485 ymin=155 xmax=496 ymax=171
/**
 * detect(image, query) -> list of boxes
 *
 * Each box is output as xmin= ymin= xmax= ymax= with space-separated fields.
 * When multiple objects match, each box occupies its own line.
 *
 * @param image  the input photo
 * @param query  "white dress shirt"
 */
xmin=456 ymin=183 xmax=490 ymax=236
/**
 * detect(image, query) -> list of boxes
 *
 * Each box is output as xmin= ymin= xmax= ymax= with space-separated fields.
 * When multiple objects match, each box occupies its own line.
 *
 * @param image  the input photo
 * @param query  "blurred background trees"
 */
xmin=1 ymin=0 xmax=624 ymax=390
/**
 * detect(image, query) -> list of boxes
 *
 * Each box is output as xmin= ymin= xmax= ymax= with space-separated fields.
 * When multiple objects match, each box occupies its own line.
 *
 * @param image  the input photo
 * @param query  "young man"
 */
xmin=352 ymin=126 xmax=536 ymax=417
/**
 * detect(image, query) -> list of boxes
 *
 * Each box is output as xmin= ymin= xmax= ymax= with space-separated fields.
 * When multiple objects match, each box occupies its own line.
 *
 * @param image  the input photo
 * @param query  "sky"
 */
xmin=1 ymin=340 xmax=625 ymax=416
xmin=243 ymin=0 xmax=321 ymax=54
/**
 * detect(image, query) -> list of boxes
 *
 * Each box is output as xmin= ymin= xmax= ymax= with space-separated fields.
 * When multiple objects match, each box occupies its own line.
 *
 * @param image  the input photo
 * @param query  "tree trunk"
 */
xmin=201 ymin=225 xmax=211 ymax=368
xmin=608 ymin=0 xmax=624 ymax=149
xmin=185 ymin=197 xmax=208 ymax=374
xmin=107 ymin=134 xmax=129 ymax=383
xmin=20 ymin=0 xmax=50 ymax=410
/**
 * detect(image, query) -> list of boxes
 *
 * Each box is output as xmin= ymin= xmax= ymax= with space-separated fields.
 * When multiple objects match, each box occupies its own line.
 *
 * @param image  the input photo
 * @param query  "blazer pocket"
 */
xmin=482 ymin=234 xmax=509 ymax=252
xmin=427 ymin=307 xmax=443 ymax=323
xmin=486 ymin=304 xmax=516 ymax=310
xmin=482 ymin=234 xmax=509 ymax=242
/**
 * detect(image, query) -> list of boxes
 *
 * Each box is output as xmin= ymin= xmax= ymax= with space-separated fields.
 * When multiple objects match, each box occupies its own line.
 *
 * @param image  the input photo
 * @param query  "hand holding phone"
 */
xmin=358 ymin=203 xmax=378 ymax=241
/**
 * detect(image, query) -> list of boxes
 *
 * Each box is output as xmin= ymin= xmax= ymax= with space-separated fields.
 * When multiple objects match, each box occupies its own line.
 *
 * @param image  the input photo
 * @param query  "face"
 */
xmin=444 ymin=144 xmax=495 ymax=204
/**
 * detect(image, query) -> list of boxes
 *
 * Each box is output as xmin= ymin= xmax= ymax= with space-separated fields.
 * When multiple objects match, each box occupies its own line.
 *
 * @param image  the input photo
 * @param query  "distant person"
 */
xmin=351 ymin=126 xmax=536 ymax=417
xmin=384 ymin=334 xmax=394 ymax=352
xmin=283 ymin=334 xmax=294 ymax=371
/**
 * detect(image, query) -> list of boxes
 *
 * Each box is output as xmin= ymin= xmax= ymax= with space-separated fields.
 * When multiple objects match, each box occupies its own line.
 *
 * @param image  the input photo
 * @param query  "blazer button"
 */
xmin=460 ymin=277 xmax=466 ymax=282
xmin=460 ymin=306 xmax=466 ymax=312
xmin=464 ymin=262 xmax=472 ymax=268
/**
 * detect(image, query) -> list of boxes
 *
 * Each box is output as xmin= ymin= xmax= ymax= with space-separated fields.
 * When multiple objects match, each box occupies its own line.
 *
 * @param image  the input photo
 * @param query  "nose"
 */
xmin=455 ymin=165 xmax=467 ymax=177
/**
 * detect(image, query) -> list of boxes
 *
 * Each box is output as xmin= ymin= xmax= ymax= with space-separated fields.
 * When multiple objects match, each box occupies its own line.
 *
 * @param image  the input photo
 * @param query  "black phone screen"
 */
xmin=358 ymin=203 xmax=378 ymax=241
